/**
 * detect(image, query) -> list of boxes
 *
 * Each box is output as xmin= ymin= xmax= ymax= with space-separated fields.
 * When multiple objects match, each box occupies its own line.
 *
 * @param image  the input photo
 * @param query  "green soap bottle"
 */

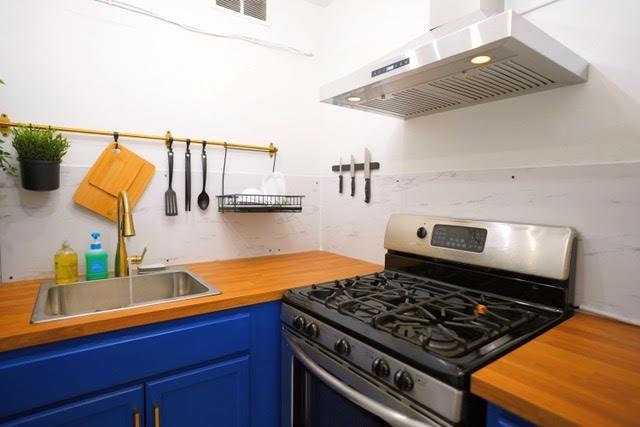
xmin=85 ymin=232 xmax=109 ymax=280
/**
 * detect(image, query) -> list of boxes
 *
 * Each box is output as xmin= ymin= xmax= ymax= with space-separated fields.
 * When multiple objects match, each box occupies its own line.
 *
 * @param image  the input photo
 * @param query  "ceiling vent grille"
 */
xmin=243 ymin=0 xmax=267 ymax=20
xmin=361 ymin=60 xmax=555 ymax=118
xmin=216 ymin=0 xmax=267 ymax=21
xmin=216 ymin=0 xmax=241 ymax=12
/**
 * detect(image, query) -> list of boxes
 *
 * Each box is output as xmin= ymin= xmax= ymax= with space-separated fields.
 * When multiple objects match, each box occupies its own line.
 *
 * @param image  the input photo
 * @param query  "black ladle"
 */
xmin=197 ymin=141 xmax=210 ymax=210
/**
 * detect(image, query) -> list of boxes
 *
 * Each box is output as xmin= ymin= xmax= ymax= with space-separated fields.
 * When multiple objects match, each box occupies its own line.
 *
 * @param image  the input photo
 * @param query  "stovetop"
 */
xmin=284 ymin=268 xmax=565 ymax=388
xmin=284 ymin=215 xmax=575 ymax=388
xmin=302 ymin=271 xmax=537 ymax=358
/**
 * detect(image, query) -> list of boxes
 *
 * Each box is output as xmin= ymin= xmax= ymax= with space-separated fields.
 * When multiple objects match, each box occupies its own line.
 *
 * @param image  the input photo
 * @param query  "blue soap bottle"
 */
xmin=85 ymin=232 xmax=109 ymax=280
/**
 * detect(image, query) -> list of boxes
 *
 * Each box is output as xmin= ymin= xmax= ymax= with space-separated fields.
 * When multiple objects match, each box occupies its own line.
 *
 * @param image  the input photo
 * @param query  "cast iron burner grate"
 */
xmin=302 ymin=271 xmax=537 ymax=358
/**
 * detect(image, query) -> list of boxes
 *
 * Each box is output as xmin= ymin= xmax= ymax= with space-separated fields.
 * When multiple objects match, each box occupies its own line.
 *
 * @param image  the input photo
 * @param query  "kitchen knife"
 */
xmin=364 ymin=148 xmax=371 ymax=204
xmin=339 ymin=157 xmax=343 ymax=194
xmin=350 ymin=156 xmax=355 ymax=197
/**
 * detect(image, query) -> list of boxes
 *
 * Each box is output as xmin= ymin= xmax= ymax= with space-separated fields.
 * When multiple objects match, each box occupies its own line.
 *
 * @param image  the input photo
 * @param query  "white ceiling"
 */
xmin=305 ymin=0 xmax=334 ymax=7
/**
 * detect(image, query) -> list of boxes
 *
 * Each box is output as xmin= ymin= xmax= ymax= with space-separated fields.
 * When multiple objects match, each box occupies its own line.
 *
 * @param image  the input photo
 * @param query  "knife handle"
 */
xmin=339 ymin=175 xmax=343 ymax=194
xmin=350 ymin=177 xmax=355 ymax=197
xmin=365 ymin=178 xmax=371 ymax=204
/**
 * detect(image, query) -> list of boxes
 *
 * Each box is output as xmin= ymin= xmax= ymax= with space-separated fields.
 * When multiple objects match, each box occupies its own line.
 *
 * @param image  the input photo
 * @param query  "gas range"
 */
xmin=281 ymin=214 xmax=576 ymax=426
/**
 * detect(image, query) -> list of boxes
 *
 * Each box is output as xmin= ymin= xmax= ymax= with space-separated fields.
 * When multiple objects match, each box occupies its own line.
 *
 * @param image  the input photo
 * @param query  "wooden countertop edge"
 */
xmin=0 ymin=251 xmax=382 ymax=353
xmin=1 ymin=289 xmax=286 ymax=353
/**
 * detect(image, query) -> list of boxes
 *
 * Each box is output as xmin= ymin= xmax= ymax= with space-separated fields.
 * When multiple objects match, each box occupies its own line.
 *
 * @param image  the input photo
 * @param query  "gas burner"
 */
xmin=302 ymin=271 xmax=538 ymax=358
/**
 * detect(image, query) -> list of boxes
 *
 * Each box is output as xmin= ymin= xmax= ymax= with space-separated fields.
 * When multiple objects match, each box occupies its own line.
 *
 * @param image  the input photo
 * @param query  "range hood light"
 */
xmin=347 ymin=96 xmax=362 ymax=102
xmin=470 ymin=55 xmax=492 ymax=65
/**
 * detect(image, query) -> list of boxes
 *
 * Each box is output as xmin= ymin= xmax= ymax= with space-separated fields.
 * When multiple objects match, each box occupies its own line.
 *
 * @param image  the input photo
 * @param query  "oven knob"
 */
xmin=416 ymin=227 xmax=428 ymax=239
xmin=393 ymin=370 xmax=414 ymax=391
xmin=292 ymin=316 xmax=306 ymax=331
xmin=371 ymin=358 xmax=390 ymax=378
xmin=334 ymin=338 xmax=351 ymax=355
xmin=305 ymin=322 xmax=319 ymax=338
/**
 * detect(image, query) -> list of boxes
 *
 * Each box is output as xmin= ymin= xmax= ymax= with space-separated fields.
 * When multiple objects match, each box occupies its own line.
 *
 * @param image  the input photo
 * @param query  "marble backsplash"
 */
xmin=0 ymin=165 xmax=320 ymax=281
xmin=320 ymin=161 xmax=640 ymax=326
xmin=2 ymin=160 xmax=638 ymax=325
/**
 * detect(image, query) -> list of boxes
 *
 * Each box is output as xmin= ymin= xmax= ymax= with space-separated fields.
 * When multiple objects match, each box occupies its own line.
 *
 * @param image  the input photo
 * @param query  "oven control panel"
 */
xmin=429 ymin=224 xmax=487 ymax=253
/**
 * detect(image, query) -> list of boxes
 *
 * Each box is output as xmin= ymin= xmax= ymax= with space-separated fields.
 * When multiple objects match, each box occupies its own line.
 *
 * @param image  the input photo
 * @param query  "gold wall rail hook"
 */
xmin=0 ymin=114 xmax=10 ymax=137
xmin=0 ymin=112 xmax=278 ymax=155
xmin=268 ymin=142 xmax=277 ymax=158
xmin=165 ymin=131 xmax=173 ymax=151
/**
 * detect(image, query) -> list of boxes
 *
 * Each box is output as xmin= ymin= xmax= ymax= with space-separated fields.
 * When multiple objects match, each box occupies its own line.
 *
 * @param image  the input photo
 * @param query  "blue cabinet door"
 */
xmin=487 ymin=403 xmax=537 ymax=427
xmin=145 ymin=356 xmax=250 ymax=427
xmin=3 ymin=385 xmax=143 ymax=427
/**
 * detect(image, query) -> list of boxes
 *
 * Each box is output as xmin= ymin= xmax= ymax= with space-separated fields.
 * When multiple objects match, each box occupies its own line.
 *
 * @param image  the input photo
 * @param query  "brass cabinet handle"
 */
xmin=133 ymin=409 xmax=140 ymax=427
xmin=154 ymin=403 xmax=160 ymax=427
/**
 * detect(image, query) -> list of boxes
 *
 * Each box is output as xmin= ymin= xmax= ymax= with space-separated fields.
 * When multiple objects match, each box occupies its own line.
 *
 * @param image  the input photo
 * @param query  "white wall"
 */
xmin=0 ymin=0 xmax=322 ymax=175
xmin=0 ymin=0 xmax=325 ymax=280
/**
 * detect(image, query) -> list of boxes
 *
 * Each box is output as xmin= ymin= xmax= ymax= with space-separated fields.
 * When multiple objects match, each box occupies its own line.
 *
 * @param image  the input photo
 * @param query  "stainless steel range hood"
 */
xmin=320 ymin=8 xmax=589 ymax=120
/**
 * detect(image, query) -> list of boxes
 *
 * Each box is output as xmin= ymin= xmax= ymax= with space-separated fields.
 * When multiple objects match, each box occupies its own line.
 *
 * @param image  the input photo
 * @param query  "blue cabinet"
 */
xmin=4 ymin=386 xmax=143 ymax=427
xmin=0 ymin=302 xmax=280 ymax=427
xmin=487 ymin=403 xmax=536 ymax=427
xmin=146 ymin=356 xmax=250 ymax=427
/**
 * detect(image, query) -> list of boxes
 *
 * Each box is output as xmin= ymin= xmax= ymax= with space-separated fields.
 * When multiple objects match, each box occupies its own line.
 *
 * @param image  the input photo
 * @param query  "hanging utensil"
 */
xmin=197 ymin=141 xmax=210 ymax=210
xmin=338 ymin=157 xmax=343 ymax=194
xmin=364 ymin=148 xmax=371 ymax=204
xmin=350 ymin=155 xmax=356 ymax=197
xmin=164 ymin=136 xmax=178 ymax=216
xmin=185 ymin=139 xmax=191 ymax=211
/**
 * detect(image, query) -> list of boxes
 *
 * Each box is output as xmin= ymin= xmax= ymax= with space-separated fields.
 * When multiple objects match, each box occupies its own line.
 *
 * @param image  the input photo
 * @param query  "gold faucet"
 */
xmin=115 ymin=191 xmax=147 ymax=277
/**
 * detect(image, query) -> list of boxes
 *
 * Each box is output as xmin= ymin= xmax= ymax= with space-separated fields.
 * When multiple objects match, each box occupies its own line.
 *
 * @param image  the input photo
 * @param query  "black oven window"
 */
xmin=293 ymin=361 xmax=391 ymax=427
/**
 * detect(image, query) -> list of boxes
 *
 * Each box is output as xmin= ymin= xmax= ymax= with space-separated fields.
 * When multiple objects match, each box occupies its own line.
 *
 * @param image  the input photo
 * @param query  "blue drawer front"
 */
xmin=487 ymin=403 xmax=537 ymax=427
xmin=0 ymin=310 xmax=250 ymax=419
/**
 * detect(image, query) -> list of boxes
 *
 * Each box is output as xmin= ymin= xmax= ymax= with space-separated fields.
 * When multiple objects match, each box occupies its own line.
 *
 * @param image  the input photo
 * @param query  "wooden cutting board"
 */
xmin=74 ymin=143 xmax=155 ymax=222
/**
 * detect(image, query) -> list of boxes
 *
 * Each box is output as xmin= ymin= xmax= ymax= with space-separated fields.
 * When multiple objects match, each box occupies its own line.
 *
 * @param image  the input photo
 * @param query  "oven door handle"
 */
xmin=286 ymin=335 xmax=438 ymax=427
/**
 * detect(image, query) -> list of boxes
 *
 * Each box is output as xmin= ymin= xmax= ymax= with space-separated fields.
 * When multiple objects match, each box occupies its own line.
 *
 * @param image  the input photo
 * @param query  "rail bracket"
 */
xmin=0 ymin=113 xmax=10 ymax=137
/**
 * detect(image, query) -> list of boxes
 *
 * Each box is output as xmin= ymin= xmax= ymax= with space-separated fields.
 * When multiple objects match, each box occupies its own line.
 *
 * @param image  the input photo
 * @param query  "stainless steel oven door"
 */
xmin=281 ymin=328 xmax=452 ymax=427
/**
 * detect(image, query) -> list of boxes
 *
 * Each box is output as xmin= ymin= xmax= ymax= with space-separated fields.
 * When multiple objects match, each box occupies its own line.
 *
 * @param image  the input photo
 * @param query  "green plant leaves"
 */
xmin=0 ymin=137 xmax=17 ymax=176
xmin=11 ymin=127 xmax=70 ymax=161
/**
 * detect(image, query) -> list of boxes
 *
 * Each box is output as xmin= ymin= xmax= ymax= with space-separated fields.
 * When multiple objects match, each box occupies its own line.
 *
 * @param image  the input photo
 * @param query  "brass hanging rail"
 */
xmin=0 ymin=113 xmax=277 ymax=157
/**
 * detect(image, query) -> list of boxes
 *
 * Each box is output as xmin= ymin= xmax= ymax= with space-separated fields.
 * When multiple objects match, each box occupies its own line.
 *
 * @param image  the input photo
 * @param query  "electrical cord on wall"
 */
xmin=514 ymin=0 xmax=563 ymax=15
xmin=92 ymin=0 xmax=313 ymax=57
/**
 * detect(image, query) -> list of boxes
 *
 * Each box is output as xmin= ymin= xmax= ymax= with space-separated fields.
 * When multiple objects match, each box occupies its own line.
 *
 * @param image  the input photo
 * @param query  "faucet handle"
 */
xmin=128 ymin=247 xmax=147 ymax=265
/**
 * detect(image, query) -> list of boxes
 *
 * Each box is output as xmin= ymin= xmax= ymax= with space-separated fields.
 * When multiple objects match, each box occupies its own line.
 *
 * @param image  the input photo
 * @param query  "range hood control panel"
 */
xmin=371 ymin=58 xmax=410 ymax=78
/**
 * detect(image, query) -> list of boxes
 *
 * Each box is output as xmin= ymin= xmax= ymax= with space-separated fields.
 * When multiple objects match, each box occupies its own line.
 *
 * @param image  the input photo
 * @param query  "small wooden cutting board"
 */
xmin=74 ymin=143 xmax=155 ymax=222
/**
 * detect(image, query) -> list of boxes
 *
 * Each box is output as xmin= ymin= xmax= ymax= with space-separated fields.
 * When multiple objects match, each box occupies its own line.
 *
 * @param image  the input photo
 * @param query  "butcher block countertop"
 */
xmin=0 ymin=251 xmax=381 ymax=353
xmin=472 ymin=313 xmax=640 ymax=427
xmin=3 ymin=251 xmax=639 ymax=426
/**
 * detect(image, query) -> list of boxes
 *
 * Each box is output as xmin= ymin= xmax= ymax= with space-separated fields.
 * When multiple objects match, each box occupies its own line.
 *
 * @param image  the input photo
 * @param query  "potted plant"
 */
xmin=12 ymin=126 xmax=70 ymax=191
xmin=0 ymin=79 xmax=17 ymax=177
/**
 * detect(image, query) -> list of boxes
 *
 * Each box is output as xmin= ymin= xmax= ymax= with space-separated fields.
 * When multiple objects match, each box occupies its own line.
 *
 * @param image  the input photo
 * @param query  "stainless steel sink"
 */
xmin=31 ymin=269 xmax=221 ymax=323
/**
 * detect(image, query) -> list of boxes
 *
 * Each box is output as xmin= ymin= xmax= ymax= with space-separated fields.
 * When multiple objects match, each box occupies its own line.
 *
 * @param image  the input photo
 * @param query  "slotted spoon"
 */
xmin=165 ymin=148 xmax=178 ymax=216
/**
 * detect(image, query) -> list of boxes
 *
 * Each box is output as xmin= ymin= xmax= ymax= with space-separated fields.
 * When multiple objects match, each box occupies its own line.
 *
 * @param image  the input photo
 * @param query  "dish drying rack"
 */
xmin=217 ymin=194 xmax=304 ymax=213
xmin=216 ymin=145 xmax=304 ymax=213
